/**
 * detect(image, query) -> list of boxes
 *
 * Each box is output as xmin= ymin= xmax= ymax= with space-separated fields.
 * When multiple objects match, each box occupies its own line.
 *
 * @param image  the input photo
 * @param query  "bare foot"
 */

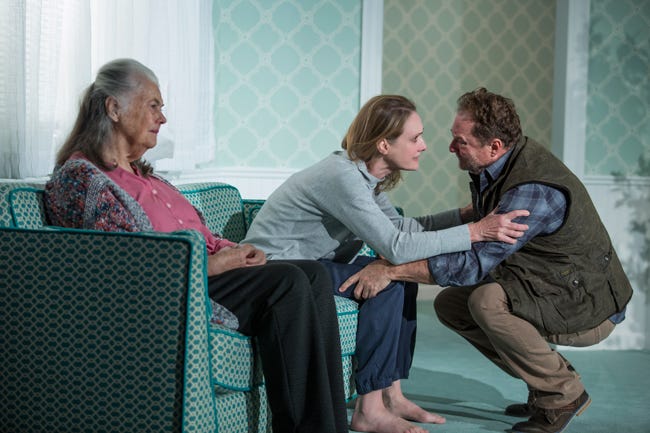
xmin=350 ymin=407 xmax=428 ymax=433
xmin=384 ymin=395 xmax=446 ymax=424
xmin=383 ymin=381 xmax=446 ymax=424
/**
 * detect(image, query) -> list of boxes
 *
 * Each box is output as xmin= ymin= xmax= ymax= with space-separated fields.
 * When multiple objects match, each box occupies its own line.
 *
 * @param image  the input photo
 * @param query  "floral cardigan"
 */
xmin=44 ymin=157 xmax=238 ymax=328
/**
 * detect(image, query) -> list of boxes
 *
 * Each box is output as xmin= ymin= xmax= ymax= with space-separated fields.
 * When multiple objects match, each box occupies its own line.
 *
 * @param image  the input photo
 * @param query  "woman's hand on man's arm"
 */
xmin=467 ymin=208 xmax=530 ymax=244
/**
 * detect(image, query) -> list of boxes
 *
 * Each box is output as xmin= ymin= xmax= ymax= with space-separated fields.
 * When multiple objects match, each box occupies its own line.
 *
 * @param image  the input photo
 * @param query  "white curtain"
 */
xmin=90 ymin=0 xmax=216 ymax=172
xmin=0 ymin=0 xmax=215 ymax=179
xmin=0 ymin=0 xmax=87 ymax=178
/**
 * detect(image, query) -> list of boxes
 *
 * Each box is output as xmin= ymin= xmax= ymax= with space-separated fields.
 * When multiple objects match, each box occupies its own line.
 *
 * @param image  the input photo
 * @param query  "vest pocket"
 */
xmin=528 ymin=265 xmax=577 ymax=297
xmin=528 ymin=278 xmax=562 ymax=296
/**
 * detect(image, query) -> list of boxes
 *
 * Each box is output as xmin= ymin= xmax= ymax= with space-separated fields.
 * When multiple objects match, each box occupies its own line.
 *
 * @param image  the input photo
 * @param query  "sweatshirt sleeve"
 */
xmin=412 ymin=208 xmax=464 ymax=231
xmin=311 ymin=171 xmax=471 ymax=265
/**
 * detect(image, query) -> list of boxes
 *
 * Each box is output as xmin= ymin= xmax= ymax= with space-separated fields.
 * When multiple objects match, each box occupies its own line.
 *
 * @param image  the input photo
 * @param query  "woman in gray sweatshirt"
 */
xmin=244 ymin=95 xmax=528 ymax=433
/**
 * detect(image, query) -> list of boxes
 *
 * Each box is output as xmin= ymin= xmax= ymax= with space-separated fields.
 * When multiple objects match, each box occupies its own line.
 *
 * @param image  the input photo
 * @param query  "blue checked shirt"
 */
xmin=427 ymin=150 xmax=626 ymax=324
xmin=427 ymin=149 xmax=568 ymax=287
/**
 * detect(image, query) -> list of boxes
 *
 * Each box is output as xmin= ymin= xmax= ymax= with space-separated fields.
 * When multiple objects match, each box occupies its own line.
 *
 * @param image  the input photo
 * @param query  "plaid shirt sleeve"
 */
xmin=426 ymin=183 xmax=567 ymax=287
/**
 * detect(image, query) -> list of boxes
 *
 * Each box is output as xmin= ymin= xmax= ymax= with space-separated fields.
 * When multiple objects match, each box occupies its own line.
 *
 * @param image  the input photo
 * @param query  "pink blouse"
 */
xmin=104 ymin=165 xmax=236 ymax=254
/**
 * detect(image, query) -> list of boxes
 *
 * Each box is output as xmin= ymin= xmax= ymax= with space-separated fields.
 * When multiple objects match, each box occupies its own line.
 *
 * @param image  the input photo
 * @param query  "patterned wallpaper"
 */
xmin=204 ymin=1 xmax=650 ymax=210
xmin=204 ymin=0 xmax=361 ymax=170
xmin=382 ymin=0 xmax=556 ymax=217
xmin=585 ymin=0 xmax=650 ymax=177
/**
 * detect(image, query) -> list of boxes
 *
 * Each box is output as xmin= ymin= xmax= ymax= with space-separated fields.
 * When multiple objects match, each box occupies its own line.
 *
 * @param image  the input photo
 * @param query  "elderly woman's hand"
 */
xmin=239 ymin=243 xmax=266 ymax=266
xmin=207 ymin=244 xmax=267 ymax=276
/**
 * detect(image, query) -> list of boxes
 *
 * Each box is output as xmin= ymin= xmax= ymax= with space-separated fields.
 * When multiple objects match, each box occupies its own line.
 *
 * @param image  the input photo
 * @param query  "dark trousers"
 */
xmin=320 ymin=256 xmax=418 ymax=395
xmin=208 ymin=260 xmax=348 ymax=433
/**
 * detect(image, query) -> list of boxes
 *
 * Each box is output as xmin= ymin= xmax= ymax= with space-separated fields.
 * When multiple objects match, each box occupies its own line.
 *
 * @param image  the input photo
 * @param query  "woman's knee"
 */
xmin=269 ymin=261 xmax=337 ymax=305
xmin=292 ymin=260 xmax=332 ymax=287
xmin=377 ymin=280 xmax=406 ymax=304
xmin=257 ymin=262 xmax=312 ymax=293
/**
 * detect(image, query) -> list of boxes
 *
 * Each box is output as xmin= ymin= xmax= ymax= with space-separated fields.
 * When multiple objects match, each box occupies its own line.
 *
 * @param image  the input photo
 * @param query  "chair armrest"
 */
xmin=0 ymin=182 xmax=46 ymax=228
xmin=8 ymin=187 xmax=47 ymax=228
xmin=0 ymin=227 xmax=217 ymax=432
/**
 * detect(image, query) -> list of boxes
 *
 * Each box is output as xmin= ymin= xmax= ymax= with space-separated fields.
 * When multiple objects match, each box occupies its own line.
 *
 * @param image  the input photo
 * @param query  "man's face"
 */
xmin=449 ymin=113 xmax=494 ymax=174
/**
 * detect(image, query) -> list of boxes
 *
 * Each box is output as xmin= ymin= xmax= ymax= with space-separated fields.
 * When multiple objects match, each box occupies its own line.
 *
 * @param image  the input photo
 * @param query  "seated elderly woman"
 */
xmin=44 ymin=58 xmax=348 ymax=433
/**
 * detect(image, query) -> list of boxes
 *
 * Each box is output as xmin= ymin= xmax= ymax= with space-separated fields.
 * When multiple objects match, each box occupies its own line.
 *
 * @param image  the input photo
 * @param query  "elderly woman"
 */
xmin=44 ymin=58 xmax=348 ymax=433
xmin=244 ymin=94 xmax=529 ymax=433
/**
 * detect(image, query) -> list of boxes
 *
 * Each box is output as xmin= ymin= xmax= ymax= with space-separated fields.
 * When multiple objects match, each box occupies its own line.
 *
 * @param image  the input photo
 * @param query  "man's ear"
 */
xmin=105 ymin=96 xmax=119 ymax=122
xmin=489 ymin=138 xmax=504 ymax=157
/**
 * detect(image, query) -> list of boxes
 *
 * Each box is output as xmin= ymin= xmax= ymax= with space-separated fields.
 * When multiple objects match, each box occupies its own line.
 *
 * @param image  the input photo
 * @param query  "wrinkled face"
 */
xmin=115 ymin=78 xmax=166 ymax=160
xmin=449 ymin=113 xmax=493 ymax=174
xmin=383 ymin=111 xmax=427 ymax=172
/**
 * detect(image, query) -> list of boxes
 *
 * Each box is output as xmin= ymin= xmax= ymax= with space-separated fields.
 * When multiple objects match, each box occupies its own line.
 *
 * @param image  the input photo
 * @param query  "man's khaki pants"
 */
xmin=434 ymin=282 xmax=615 ymax=409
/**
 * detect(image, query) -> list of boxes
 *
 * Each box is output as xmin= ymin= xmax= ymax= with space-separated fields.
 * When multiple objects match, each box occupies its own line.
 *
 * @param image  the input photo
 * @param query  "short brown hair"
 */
xmin=456 ymin=87 xmax=522 ymax=148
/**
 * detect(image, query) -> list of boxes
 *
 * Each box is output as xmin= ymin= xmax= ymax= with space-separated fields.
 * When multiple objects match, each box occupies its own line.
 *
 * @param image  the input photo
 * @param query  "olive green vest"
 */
xmin=477 ymin=137 xmax=632 ymax=334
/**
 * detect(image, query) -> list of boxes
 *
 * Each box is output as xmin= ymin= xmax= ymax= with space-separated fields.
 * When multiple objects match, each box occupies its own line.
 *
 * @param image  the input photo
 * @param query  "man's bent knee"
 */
xmin=467 ymin=283 xmax=510 ymax=327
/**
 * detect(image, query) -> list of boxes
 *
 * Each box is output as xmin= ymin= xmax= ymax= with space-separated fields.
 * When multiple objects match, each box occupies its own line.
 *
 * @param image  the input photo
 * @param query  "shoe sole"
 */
xmin=512 ymin=396 xmax=592 ymax=433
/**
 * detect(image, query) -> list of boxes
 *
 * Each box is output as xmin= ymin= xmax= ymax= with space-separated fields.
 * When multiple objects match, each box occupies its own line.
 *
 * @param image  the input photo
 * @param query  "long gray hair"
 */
xmin=55 ymin=58 xmax=159 ymax=174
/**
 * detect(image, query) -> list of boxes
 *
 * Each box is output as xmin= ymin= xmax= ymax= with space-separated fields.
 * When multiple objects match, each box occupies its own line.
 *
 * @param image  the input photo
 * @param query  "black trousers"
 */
xmin=208 ymin=260 xmax=348 ymax=433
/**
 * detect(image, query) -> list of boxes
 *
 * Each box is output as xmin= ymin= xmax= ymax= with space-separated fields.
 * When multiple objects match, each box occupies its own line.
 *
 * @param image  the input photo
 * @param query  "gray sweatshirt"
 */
xmin=243 ymin=151 xmax=470 ymax=265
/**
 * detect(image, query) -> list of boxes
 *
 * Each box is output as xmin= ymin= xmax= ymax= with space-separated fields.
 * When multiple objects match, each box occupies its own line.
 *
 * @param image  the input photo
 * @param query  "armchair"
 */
xmin=0 ymin=181 xmax=358 ymax=433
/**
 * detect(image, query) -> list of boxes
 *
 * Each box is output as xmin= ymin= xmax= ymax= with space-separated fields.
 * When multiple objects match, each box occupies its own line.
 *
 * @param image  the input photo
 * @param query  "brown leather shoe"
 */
xmin=507 ymin=360 xmax=578 ymax=418
xmin=505 ymin=391 xmax=537 ymax=417
xmin=505 ymin=402 xmax=536 ymax=417
xmin=512 ymin=391 xmax=591 ymax=433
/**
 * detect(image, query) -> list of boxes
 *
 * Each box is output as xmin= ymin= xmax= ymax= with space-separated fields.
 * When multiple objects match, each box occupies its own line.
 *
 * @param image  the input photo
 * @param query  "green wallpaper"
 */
xmin=204 ymin=1 xmax=648 ymax=210
xmin=204 ymin=0 xmax=361 ymax=170
xmin=204 ymin=1 xmax=558 ymax=217
xmin=383 ymin=0 xmax=556 ymax=217
xmin=585 ymin=0 xmax=650 ymax=177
